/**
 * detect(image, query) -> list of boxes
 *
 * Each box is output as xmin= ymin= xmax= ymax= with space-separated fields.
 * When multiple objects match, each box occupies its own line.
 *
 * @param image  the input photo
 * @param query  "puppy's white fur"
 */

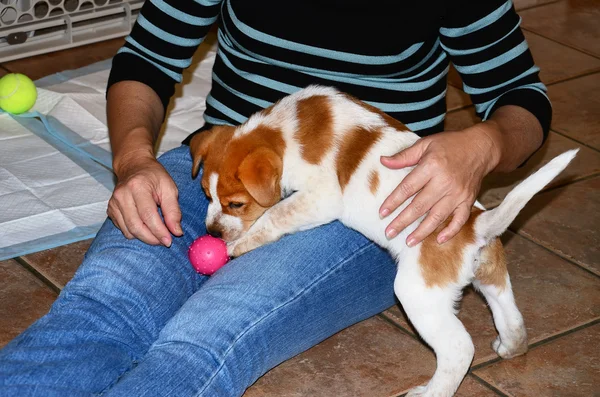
xmin=202 ymin=85 xmax=577 ymax=397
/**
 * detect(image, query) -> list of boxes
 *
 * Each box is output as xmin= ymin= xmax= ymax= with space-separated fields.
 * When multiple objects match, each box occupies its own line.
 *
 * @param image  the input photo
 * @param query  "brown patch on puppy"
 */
xmin=343 ymin=93 xmax=410 ymax=132
xmin=210 ymin=125 xmax=286 ymax=238
xmin=419 ymin=209 xmax=483 ymax=287
xmin=237 ymin=146 xmax=283 ymax=207
xmin=295 ymin=95 xmax=334 ymax=164
xmin=368 ymin=169 xmax=380 ymax=195
xmin=336 ymin=127 xmax=382 ymax=190
xmin=190 ymin=125 xmax=236 ymax=179
xmin=475 ymin=238 xmax=508 ymax=290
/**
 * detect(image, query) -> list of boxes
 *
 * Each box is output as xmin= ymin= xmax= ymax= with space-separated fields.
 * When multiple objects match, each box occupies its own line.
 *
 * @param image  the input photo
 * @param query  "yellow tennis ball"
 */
xmin=0 ymin=73 xmax=37 ymax=114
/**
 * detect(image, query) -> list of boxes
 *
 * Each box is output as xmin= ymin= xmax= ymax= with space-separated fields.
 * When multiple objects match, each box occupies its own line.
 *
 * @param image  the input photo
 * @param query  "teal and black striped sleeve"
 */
xmin=107 ymin=0 xmax=222 ymax=110
xmin=440 ymin=0 xmax=552 ymax=139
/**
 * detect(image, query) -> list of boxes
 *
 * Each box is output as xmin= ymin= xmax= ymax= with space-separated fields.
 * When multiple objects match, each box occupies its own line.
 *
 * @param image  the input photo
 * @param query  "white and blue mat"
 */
xmin=0 ymin=39 xmax=217 ymax=260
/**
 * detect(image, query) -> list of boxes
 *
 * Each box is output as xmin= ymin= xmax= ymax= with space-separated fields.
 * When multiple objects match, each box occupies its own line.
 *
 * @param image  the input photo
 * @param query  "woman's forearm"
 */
xmin=107 ymin=80 xmax=165 ymax=178
xmin=481 ymin=105 xmax=545 ymax=173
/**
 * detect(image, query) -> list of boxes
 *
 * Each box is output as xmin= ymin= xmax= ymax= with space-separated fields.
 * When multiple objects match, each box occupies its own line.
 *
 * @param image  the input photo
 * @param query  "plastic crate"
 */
xmin=0 ymin=0 xmax=143 ymax=62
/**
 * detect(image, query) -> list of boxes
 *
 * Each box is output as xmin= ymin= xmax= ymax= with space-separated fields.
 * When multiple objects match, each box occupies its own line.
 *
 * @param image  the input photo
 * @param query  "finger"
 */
xmin=436 ymin=203 xmax=472 ymax=244
xmin=158 ymin=183 xmax=183 ymax=237
xmin=118 ymin=193 xmax=162 ymax=246
xmin=385 ymin=183 xmax=441 ymax=241
xmin=132 ymin=189 xmax=173 ymax=246
xmin=405 ymin=198 xmax=455 ymax=247
xmin=380 ymin=140 xmax=427 ymax=170
xmin=107 ymin=202 xmax=134 ymax=239
xmin=379 ymin=165 xmax=429 ymax=218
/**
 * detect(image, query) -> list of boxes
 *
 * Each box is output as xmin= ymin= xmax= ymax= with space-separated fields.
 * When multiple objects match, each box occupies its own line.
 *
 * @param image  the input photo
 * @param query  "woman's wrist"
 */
xmin=462 ymin=121 xmax=504 ymax=176
xmin=112 ymin=128 xmax=157 ymax=180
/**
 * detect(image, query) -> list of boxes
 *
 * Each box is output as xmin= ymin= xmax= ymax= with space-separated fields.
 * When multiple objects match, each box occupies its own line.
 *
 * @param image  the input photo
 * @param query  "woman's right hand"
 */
xmin=107 ymin=152 xmax=183 ymax=247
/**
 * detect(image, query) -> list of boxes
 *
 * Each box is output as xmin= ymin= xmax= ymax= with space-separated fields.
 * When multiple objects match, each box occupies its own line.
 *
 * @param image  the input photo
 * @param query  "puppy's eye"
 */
xmin=228 ymin=202 xmax=244 ymax=209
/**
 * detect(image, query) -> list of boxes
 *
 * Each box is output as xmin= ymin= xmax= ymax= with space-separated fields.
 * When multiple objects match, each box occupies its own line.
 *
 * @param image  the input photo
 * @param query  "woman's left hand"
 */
xmin=379 ymin=124 xmax=502 ymax=247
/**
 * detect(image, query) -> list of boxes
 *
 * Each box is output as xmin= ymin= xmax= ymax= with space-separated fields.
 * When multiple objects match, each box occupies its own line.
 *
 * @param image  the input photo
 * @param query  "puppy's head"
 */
xmin=190 ymin=125 xmax=283 ymax=241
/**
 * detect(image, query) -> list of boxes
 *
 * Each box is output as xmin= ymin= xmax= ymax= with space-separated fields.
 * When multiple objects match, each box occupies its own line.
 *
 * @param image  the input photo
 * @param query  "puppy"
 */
xmin=190 ymin=85 xmax=577 ymax=397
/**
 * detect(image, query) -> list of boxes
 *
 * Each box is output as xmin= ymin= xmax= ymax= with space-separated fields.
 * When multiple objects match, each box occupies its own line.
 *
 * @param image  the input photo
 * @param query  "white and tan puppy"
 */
xmin=190 ymin=85 xmax=577 ymax=397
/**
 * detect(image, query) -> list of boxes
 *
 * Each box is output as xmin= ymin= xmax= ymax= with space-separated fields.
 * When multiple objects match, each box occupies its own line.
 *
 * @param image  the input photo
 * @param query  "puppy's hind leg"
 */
xmin=394 ymin=257 xmax=473 ymax=397
xmin=474 ymin=239 xmax=528 ymax=359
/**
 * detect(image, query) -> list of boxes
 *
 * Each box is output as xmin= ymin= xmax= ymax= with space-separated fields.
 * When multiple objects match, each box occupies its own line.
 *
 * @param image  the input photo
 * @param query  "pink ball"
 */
xmin=188 ymin=235 xmax=230 ymax=275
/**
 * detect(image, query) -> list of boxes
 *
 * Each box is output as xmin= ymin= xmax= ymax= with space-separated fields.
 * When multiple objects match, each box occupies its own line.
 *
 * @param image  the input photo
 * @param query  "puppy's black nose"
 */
xmin=207 ymin=228 xmax=222 ymax=239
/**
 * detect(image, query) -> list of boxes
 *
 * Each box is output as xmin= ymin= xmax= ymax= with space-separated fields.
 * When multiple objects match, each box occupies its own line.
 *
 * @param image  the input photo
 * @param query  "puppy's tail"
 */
xmin=475 ymin=149 xmax=578 ymax=243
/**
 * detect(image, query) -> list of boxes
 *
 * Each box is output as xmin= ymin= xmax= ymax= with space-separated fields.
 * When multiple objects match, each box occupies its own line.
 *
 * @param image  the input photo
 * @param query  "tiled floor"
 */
xmin=1 ymin=0 xmax=599 ymax=395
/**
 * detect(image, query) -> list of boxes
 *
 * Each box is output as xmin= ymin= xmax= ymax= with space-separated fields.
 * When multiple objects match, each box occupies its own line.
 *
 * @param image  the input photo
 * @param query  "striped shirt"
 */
xmin=107 ymin=0 xmax=552 ymax=144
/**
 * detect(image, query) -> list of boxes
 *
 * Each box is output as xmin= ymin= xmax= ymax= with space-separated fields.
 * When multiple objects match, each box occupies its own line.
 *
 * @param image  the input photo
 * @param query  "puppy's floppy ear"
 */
xmin=237 ymin=147 xmax=283 ymax=207
xmin=189 ymin=126 xmax=235 ymax=178
xmin=189 ymin=130 xmax=215 ymax=179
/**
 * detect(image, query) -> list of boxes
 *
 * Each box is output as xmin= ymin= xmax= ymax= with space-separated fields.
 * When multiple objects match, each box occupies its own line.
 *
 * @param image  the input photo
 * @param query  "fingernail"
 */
xmin=176 ymin=224 xmax=183 ymax=235
xmin=380 ymin=208 xmax=390 ymax=219
xmin=407 ymin=237 xmax=417 ymax=247
xmin=437 ymin=235 xmax=448 ymax=244
xmin=162 ymin=237 xmax=172 ymax=247
xmin=386 ymin=228 xmax=397 ymax=240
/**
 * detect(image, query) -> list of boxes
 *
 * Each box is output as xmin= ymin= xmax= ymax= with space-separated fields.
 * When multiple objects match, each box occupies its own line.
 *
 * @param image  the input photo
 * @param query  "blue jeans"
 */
xmin=0 ymin=146 xmax=397 ymax=397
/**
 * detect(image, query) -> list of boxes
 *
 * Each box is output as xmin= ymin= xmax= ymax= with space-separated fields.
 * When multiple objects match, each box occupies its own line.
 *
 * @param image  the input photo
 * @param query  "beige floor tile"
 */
xmin=547 ymin=73 xmax=600 ymax=150
xmin=444 ymin=106 xmax=479 ymax=131
xmin=245 ymin=316 xmax=437 ymax=397
xmin=22 ymin=240 xmax=92 ymax=289
xmin=474 ymin=323 xmax=600 ymax=397
xmin=444 ymin=106 xmax=600 ymax=208
xmin=521 ymin=0 xmax=600 ymax=57
xmin=447 ymin=30 xmax=600 ymax=89
xmin=479 ymin=131 xmax=600 ymax=208
xmin=446 ymin=85 xmax=471 ymax=112
xmin=514 ymin=0 xmax=561 ymax=10
xmin=382 ymin=232 xmax=600 ymax=366
xmin=455 ymin=376 xmax=499 ymax=397
xmin=512 ymin=176 xmax=600 ymax=275
xmin=0 ymin=260 xmax=57 ymax=348
xmin=524 ymin=31 xmax=600 ymax=85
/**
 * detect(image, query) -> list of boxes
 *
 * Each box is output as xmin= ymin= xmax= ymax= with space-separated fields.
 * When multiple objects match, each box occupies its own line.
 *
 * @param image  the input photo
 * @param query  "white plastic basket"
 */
xmin=0 ymin=0 xmax=143 ymax=62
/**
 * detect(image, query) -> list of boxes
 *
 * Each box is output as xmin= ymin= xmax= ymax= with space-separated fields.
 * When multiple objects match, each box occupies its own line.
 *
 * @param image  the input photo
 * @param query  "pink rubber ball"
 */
xmin=188 ymin=235 xmax=230 ymax=275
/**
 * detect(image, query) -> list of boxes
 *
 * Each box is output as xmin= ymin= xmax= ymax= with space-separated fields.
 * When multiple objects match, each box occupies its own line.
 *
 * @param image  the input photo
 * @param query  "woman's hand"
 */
xmin=379 ymin=124 xmax=503 ymax=247
xmin=107 ymin=152 xmax=183 ymax=246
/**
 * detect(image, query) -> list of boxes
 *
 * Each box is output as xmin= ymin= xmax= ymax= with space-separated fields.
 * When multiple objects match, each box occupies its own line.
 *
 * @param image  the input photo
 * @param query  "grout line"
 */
xmin=515 ymin=0 xmax=563 ymax=12
xmin=471 ymin=318 xmax=600 ymax=374
xmin=521 ymin=26 xmax=600 ymax=61
xmin=544 ymin=67 xmax=600 ymax=87
xmin=549 ymin=128 xmax=600 ymax=154
xmin=509 ymin=171 xmax=600 ymax=203
xmin=483 ymin=170 xmax=600 ymax=211
xmin=378 ymin=312 xmax=422 ymax=342
xmin=546 ymin=69 xmax=600 ymax=86
xmin=511 ymin=229 xmax=600 ymax=279
xmin=503 ymin=172 xmax=600 ymax=279
xmin=471 ymin=356 xmax=504 ymax=372
xmin=447 ymin=103 xmax=473 ymax=114
xmin=470 ymin=374 xmax=510 ymax=396
xmin=527 ymin=318 xmax=600 ymax=350
xmin=13 ymin=257 xmax=62 ymax=295
xmin=390 ymin=316 xmax=598 ymax=397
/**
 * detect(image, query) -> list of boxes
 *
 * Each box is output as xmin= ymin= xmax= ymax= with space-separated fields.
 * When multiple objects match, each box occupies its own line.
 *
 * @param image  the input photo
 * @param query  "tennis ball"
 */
xmin=0 ymin=73 xmax=37 ymax=114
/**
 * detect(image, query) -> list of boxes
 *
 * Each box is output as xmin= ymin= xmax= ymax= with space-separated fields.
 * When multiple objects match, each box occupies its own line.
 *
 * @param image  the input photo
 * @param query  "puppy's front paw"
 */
xmin=492 ymin=334 xmax=528 ymax=359
xmin=227 ymin=240 xmax=248 ymax=258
